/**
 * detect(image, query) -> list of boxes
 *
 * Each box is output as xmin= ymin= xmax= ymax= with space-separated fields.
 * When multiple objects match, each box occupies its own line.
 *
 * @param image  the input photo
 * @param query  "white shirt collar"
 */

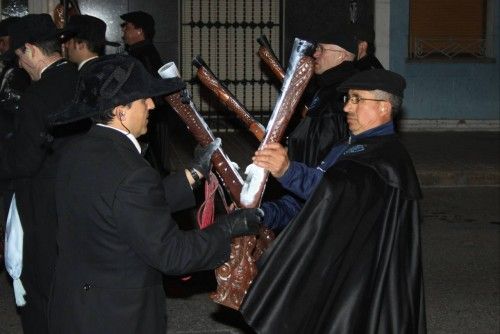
xmin=78 ymin=56 xmax=99 ymax=71
xmin=96 ymin=123 xmax=141 ymax=154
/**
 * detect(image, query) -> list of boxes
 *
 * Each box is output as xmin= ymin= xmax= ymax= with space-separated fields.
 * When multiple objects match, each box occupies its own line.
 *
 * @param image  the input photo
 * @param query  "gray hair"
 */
xmin=372 ymin=89 xmax=402 ymax=118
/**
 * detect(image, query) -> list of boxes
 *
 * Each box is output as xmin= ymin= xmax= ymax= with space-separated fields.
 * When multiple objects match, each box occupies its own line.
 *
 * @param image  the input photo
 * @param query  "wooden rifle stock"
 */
xmin=209 ymin=39 xmax=316 ymax=310
xmin=257 ymin=35 xmax=310 ymax=118
xmin=159 ymin=62 xmax=274 ymax=310
xmin=193 ymin=56 xmax=265 ymax=141
xmin=257 ymin=35 xmax=285 ymax=82
xmin=241 ymin=38 xmax=315 ymax=209
xmin=163 ymin=91 xmax=244 ymax=205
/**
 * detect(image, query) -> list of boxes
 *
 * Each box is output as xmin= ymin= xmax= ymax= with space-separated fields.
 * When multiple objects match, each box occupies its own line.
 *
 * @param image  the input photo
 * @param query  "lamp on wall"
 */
xmin=349 ymin=0 xmax=358 ymax=23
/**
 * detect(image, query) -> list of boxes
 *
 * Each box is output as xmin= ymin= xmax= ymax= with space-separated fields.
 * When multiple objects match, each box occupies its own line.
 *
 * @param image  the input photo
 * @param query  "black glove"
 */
xmin=191 ymin=138 xmax=221 ymax=178
xmin=216 ymin=208 xmax=263 ymax=238
xmin=180 ymin=88 xmax=191 ymax=104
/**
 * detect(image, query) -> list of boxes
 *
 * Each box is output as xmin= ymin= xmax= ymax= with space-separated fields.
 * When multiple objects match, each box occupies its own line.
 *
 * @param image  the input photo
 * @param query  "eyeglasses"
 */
xmin=315 ymin=44 xmax=343 ymax=55
xmin=343 ymin=95 xmax=387 ymax=104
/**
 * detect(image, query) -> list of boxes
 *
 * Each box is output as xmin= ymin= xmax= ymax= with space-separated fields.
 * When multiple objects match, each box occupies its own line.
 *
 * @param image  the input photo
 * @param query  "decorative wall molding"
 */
xmin=399 ymin=119 xmax=500 ymax=132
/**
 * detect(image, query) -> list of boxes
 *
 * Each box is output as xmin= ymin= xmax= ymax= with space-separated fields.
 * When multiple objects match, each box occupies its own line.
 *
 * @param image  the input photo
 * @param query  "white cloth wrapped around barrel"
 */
xmin=4 ymin=194 xmax=27 ymax=306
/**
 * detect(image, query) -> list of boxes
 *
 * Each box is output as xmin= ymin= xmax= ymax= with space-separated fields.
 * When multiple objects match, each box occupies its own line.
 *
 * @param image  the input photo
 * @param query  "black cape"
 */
xmin=241 ymin=135 xmax=426 ymax=334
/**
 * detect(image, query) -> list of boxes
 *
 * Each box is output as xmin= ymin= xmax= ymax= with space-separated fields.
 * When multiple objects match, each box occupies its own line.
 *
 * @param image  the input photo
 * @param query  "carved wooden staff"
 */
xmin=193 ymin=56 xmax=266 ymax=142
xmin=158 ymin=63 xmax=274 ymax=310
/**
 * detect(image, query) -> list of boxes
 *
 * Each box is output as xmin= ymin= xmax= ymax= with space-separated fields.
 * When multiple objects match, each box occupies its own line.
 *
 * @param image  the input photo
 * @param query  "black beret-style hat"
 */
xmin=311 ymin=25 xmax=358 ymax=55
xmin=60 ymin=15 xmax=120 ymax=47
xmin=49 ymin=55 xmax=185 ymax=125
xmin=318 ymin=33 xmax=358 ymax=55
xmin=337 ymin=69 xmax=407 ymax=98
xmin=120 ymin=11 xmax=155 ymax=38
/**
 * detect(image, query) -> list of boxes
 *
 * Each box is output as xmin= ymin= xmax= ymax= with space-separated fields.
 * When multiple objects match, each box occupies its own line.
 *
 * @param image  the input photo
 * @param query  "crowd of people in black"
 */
xmin=0 ymin=9 xmax=425 ymax=334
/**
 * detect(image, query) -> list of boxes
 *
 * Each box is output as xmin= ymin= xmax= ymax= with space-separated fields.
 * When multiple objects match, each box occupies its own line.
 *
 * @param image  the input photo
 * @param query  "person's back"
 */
xmin=19 ymin=60 xmax=78 ymax=176
xmin=0 ymin=14 xmax=79 ymax=334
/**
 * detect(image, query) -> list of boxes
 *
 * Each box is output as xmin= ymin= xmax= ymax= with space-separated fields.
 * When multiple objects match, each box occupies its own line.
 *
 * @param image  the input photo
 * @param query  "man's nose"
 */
xmin=343 ymin=103 xmax=352 ymax=113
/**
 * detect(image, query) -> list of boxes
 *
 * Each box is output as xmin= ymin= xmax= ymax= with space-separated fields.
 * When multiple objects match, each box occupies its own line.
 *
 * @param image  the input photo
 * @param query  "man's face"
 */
xmin=64 ymin=38 xmax=79 ymax=63
xmin=343 ymin=89 xmax=390 ymax=135
xmin=0 ymin=36 xmax=10 ymax=54
xmin=125 ymin=98 xmax=155 ymax=137
xmin=121 ymin=22 xmax=143 ymax=46
xmin=312 ymin=43 xmax=346 ymax=75
xmin=15 ymin=45 xmax=39 ymax=80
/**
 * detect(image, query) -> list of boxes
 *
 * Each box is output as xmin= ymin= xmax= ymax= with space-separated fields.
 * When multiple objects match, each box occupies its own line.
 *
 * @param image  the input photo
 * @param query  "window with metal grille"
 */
xmin=409 ymin=0 xmax=495 ymax=61
xmin=180 ymin=0 xmax=283 ymax=132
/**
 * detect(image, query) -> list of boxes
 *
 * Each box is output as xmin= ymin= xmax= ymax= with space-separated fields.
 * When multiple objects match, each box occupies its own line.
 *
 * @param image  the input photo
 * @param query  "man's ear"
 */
xmin=380 ymin=101 xmax=392 ymax=117
xmin=114 ymin=105 xmax=127 ymax=120
xmin=357 ymin=41 xmax=368 ymax=59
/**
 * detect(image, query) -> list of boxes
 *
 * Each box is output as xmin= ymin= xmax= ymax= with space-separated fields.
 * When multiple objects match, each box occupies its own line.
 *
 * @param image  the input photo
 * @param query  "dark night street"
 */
xmin=1 ymin=185 xmax=499 ymax=334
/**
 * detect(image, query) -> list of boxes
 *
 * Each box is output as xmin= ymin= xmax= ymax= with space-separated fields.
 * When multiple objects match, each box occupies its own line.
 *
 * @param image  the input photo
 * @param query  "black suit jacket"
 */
xmin=49 ymin=125 xmax=231 ymax=334
xmin=126 ymin=40 xmax=163 ymax=77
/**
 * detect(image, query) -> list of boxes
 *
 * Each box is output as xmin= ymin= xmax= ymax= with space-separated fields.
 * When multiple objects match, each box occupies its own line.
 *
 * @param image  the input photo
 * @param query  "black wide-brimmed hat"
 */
xmin=49 ymin=54 xmax=185 ymax=125
xmin=120 ymin=11 xmax=155 ymax=39
xmin=337 ymin=69 xmax=406 ymax=98
xmin=0 ymin=17 xmax=20 ymax=37
xmin=60 ymin=15 xmax=120 ymax=47
xmin=9 ymin=14 xmax=63 ymax=52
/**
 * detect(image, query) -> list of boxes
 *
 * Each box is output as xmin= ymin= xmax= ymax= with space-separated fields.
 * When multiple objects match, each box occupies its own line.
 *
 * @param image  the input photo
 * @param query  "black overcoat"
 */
xmin=241 ymin=134 xmax=427 ymax=333
xmin=49 ymin=125 xmax=231 ymax=334
xmin=0 ymin=59 xmax=78 ymax=333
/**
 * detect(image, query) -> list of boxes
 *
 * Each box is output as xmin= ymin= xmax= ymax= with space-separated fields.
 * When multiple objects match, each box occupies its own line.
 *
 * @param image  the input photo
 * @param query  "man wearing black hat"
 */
xmin=61 ymin=14 xmax=119 ymax=71
xmin=48 ymin=54 xmax=262 ymax=334
xmin=0 ymin=17 xmax=30 ymax=138
xmin=287 ymin=29 xmax=359 ymax=168
xmin=242 ymin=69 xmax=426 ymax=333
xmin=120 ymin=10 xmax=173 ymax=177
xmin=352 ymin=24 xmax=384 ymax=71
xmin=120 ymin=10 xmax=162 ymax=76
xmin=0 ymin=17 xmax=30 ymax=226
xmin=0 ymin=13 xmax=79 ymax=334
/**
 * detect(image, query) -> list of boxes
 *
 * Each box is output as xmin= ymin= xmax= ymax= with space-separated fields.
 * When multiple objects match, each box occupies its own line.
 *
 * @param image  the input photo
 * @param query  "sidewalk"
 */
xmin=399 ymin=131 xmax=500 ymax=187
xmin=170 ymin=130 xmax=500 ymax=188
